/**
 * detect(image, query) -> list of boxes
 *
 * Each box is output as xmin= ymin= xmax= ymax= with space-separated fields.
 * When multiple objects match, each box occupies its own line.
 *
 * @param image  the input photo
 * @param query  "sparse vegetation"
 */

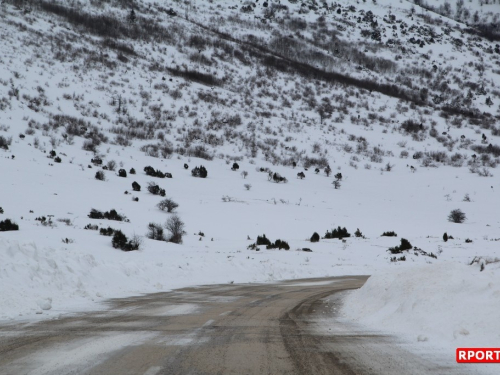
xmin=324 ymin=227 xmax=351 ymax=240
xmin=88 ymin=209 xmax=127 ymax=222
xmin=388 ymin=238 xmax=413 ymax=254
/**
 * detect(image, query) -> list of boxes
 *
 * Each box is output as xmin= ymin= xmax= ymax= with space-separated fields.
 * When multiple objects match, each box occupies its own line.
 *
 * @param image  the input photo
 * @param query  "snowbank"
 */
xmin=341 ymin=261 xmax=500 ymax=348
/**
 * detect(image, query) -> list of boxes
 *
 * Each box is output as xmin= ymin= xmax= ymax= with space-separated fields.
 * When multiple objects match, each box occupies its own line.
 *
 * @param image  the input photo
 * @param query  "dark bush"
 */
xmin=324 ymin=226 xmax=351 ymax=239
xmin=272 ymin=172 xmax=287 ymax=183
xmin=144 ymin=166 xmax=166 ymax=178
xmin=399 ymin=238 xmax=412 ymax=250
xmin=0 ymin=207 xmax=3 ymax=214
xmin=54 ymin=156 xmax=62 ymax=163
xmin=191 ymin=165 xmax=208 ymax=178
xmin=412 ymin=151 xmax=423 ymax=160
xmin=381 ymin=231 xmax=397 ymax=237
xmin=354 ymin=228 xmax=363 ymax=238
xmin=0 ymin=135 xmax=12 ymax=150
xmin=232 ymin=162 xmax=240 ymax=171
xmin=147 ymin=222 xmax=165 ymax=241
xmin=310 ymin=232 xmax=320 ymax=242
xmin=95 ymin=170 xmax=105 ymax=181
xmin=166 ymin=67 xmax=221 ymax=87
xmin=388 ymin=238 xmax=413 ymax=254
xmin=443 ymin=232 xmax=448 ymax=242
xmin=84 ymin=223 xmax=98 ymax=230
xmin=147 ymin=182 xmax=166 ymax=196
xmin=118 ymin=169 xmax=127 ymax=177
xmin=448 ymin=209 xmax=466 ymax=223
xmin=256 ymin=234 xmax=271 ymax=246
xmin=88 ymin=208 xmax=126 ymax=221
xmin=99 ymin=227 xmax=115 ymax=236
xmin=88 ymin=209 xmax=104 ymax=219
xmin=400 ymin=119 xmax=424 ymax=134
xmin=91 ymin=157 xmax=103 ymax=165
xmin=129 ymin=168 xmax=136 ymax=174
xmin=132 ymin=181 xmax=141 ymax=191
xmin=112 ymin=230 xmax=139 ymax=251
xmin=0 ymin=219 xmax=19 ymax=231
xmin=471 ymin=144 xmax=500 ymax=158
xmin=267 ymin=239 xmax=290 ymax=250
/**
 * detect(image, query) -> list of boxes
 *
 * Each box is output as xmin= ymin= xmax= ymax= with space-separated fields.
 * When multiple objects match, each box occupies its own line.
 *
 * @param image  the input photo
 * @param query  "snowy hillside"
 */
xmin=1 ymin=0 xmax=500 ymax=369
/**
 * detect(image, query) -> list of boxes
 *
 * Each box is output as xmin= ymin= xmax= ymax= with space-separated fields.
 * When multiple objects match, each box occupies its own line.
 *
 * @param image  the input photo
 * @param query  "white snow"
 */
xmin=341 ymin=262 xmax=500 ymax=347
xmin=0 ymin=0 xmax=499 ymax=371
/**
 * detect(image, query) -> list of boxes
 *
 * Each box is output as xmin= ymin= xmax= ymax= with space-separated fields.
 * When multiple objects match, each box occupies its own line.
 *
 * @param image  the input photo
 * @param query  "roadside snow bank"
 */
xmin=341 ymin=262 xmax=500 ymax=348
xmin=0 ymin=237 xmax=369 ymax=321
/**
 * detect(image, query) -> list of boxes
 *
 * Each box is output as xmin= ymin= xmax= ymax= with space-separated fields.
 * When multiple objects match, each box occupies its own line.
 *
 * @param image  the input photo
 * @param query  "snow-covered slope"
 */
xmin=0 ymin=0 xmax=499 ymax=369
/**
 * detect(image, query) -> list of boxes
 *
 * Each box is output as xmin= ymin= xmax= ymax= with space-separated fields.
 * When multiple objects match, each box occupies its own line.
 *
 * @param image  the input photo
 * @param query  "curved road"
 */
xmin=0 ymin=276 xmax=470 ymax=375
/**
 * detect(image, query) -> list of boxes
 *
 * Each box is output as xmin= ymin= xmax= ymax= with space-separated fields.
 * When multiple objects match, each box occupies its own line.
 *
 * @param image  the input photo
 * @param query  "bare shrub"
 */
xmin=0 ymin=136 xmax=12 ymax=150
xmin=448 ymin=209 xmax=466 ymax=223
xmin=165 ymin=215 xmax=185 ymax=244
xmin=157 ymin=198 xmax=179 ymax=213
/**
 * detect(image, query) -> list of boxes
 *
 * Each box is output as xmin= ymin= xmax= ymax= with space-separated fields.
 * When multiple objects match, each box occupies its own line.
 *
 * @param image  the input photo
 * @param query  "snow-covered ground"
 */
xmin=339 ymin=261 xmax=500 ymax=374
xmin=1 ymin=0 xmax=500 ymax=371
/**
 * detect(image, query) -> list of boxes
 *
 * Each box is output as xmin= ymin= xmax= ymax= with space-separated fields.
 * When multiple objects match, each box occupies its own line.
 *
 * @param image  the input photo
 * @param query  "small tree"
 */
xmin=256 ymin=234 xmax=271 ymax=246
xmin=95 ymin=171 xmax=105 ymax=181
xmin=147 ymin=182 xmax=165 ymax=196
xmin=157 ymin=198 xmax=179 ymax=213
xmin=165 ymin=215 xmax=185 ymax=244
xmin=192 ymin=165 xmax=208 ymax=178
xmin=310 ymin=232 xmax=320 ymax=243
xmin=354 ymin=228 xmax=363 ymax=238
xmin=448 ymin=209 xmax=466 ymax=223
xmin=112 ymin=230 xmax=140 ymax=251
xmin=333 ymin=180 xmax=341 ymax=189
xmin=0 ymin=219 xmax=19 ymax=231
xmin=112 ymin=230 xmax=128 ymax=249
xmin=147 ymin=222 xmax=165 ymax=241
xmin=317 ymin=99 xmax=333 ymax=124
xmin=241 ymin=171 xmax=248 ymax=179
xmin=128 ymin=8 xmax=137 ymax=24
xmin=324 ymin=166 xmax=332 ymax=177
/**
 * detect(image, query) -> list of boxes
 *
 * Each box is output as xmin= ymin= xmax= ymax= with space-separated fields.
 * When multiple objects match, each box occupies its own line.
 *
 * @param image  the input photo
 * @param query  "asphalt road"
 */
xmin=0 ymin=276 xmax=472 ymax=375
